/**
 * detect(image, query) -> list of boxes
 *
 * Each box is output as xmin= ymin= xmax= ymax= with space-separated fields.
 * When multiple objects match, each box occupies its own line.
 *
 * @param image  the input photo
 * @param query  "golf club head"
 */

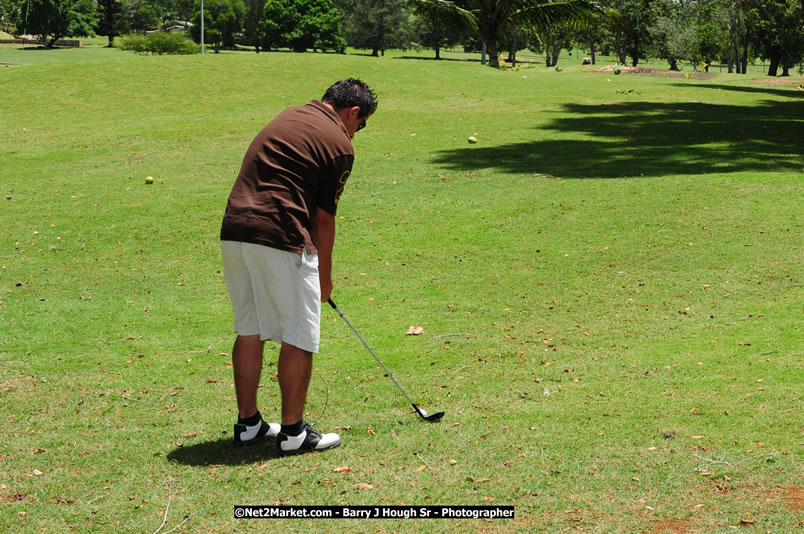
xmin=413 ymin=404 xmax=445 ymax=422
xmin=423 ymin=411 xmax=445 ymax=422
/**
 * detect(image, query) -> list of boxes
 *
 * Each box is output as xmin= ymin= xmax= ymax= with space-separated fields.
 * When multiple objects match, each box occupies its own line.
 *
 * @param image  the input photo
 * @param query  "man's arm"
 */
xmin=311 ymin=207 xmax=336 ymax=302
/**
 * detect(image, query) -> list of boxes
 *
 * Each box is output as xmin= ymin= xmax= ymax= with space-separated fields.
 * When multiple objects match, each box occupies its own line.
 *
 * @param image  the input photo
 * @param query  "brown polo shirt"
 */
xmin=220 ymin=100 xmax=354 ymax=254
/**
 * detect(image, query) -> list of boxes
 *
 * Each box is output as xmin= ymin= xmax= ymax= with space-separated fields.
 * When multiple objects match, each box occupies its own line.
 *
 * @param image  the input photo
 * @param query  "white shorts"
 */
xmin=221 ymin=241 xmax=321 ymax=353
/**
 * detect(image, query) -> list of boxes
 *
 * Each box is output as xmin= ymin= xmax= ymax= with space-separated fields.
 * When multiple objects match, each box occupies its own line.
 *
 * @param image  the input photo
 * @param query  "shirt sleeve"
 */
xmin=317 ymin=153 xmax=354 ymax=215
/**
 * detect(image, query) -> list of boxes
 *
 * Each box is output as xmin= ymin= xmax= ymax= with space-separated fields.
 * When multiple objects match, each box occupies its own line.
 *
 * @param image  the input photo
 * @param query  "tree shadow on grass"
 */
xmin=671 ymin=82 xmax=804 ymax=98
xmin=432 ymin=99 xmax=803 ymax=178
xmin=166 ymin=438 xmax=281 ymax=466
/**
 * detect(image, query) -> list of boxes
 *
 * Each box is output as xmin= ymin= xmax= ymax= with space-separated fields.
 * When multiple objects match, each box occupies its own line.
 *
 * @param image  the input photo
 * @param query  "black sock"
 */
xmin=238 ymin=411 xmax=262 ymax=426
xmin=281 ymin=420 xmax=304 ymax=436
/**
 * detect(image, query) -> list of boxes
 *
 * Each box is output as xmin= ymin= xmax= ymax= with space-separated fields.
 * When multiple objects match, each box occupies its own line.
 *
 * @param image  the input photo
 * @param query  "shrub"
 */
xmin=116 ymin=32 xmax=200 ymax=55
xmin=116 ymin=34 xmax=148 ymax=54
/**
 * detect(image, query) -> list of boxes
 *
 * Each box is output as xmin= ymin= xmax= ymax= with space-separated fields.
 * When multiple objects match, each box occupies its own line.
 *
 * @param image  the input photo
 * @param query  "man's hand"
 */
xmin=311 ymin=207 xmax=336 ymax=303
xmin=320 ymin=277 xmax=333 ymax=303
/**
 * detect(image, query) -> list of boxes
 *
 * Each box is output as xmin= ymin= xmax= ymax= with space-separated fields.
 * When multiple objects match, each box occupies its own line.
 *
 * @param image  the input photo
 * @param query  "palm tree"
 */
xmin=409 ymin=0 xmax=599 ymax=68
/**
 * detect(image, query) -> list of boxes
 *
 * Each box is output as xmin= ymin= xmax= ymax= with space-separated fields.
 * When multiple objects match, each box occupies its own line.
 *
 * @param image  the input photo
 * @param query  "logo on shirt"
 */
xmin=335 ymin=170 xmax=350 ymax=205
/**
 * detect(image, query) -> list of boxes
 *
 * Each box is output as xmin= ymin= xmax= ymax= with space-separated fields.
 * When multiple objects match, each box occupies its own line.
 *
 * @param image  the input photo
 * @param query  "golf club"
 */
xmin=328 ymin=298 xmax=444 ymax=422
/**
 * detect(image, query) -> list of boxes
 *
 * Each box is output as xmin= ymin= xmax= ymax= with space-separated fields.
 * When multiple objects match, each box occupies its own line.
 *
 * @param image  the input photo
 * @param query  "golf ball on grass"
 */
xmin=145 ymin=176 xmax=154 ymax=184
xmin=467 ymin=136 xmax=478 ymax=144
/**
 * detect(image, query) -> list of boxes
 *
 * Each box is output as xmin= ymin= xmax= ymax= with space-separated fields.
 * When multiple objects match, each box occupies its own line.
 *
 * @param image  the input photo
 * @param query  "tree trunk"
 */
xmin=552 ymin=49 xmax=560 ymax=66
xmin=107 ymin=35 xmax=114 ymax=47
xmin=481 ymin=41 xmax=486 ymax=66
xmin=435 ymin=45 xmax=440 ymax=60
xmin=728 ymin=11 xmax=741 ymax=73
xmin=741 ymin=30 xmax=748 ymax=74
xmin=781 ymin=60 xmax=790 ymax=76
xmin=507 ymin=34 xmax=517 ymax=67
xmin=767 ymin=53 xmax=780 ymax=76
xmin=371 ymin=48 xmax=379 ymax=57
xmin=668 ymin=58 xmax=679 ymax=71
xmin=486 ymin=40 xmax=501 ymax=68
xmin=589 ymin=41 xmax=596 ymax=64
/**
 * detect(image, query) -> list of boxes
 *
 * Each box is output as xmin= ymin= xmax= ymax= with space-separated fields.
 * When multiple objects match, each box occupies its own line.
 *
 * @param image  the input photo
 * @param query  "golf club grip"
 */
xmin=327 ymin=298 xmax=337 ymax=309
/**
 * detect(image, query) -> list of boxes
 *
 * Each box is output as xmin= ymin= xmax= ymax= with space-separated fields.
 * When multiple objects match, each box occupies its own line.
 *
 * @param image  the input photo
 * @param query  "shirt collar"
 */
xmin=307 ymin=100 xmax=350 ymax=138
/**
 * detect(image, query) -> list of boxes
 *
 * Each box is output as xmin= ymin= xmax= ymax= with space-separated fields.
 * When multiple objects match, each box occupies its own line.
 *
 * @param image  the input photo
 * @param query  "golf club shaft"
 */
xmin=328 ymin=298 xmax=419 ymax=410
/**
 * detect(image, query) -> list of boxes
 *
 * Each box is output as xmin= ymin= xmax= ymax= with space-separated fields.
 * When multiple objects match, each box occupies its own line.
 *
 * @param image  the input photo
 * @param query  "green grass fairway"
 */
xmin=1 ymin=49 xmax=802 ymax=533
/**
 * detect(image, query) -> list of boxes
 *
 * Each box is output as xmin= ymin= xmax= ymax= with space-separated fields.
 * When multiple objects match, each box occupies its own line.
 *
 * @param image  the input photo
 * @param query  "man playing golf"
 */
xmin=220 ymin=79 xmax=377 ymax=455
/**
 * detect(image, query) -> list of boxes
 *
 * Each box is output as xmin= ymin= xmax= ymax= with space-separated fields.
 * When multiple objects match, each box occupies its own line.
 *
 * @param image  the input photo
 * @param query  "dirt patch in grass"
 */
xmin=766 ymin=487 xmax=804 ymax=512
xmin=646 ymin=518 xmax=695 ymax=533
xmin=749 ymin=77 xmax=804 ymax=88
xmin=590 ymin=65 xmax=717 ymax=80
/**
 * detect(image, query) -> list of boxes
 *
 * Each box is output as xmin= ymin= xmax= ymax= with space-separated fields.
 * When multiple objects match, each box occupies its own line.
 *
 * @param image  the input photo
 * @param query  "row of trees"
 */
xmin=590 ymin=0 xmax=804 ymax=76
xmin=2 ymin=0 xmax=802 ymax=75
xmin=1 ymin=0 xmax=194 ymax=47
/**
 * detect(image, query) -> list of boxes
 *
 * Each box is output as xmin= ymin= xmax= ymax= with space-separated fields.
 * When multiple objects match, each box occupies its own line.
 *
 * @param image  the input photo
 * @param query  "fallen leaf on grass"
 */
xmin=405 ymin=326 xmax=424 ymax=335
xmin=333 ymin=466 xmax=351 ymax=474
xmin=353 ymin=483 xmax=375 ymax=490
xmin=416 ymin=465 xmax=427 ymax=472
xmin=32 ymin=469 xmax=43 ymax=476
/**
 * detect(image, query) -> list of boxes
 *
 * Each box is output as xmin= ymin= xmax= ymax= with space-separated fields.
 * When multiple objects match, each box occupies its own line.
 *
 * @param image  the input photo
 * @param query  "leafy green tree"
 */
xmin=651 ymin=13 xmax=698 ymax=70
xmin=338 ymin=0 xmax=411 ymax=56
xmin=600 ymin=0 xmax=656 ymax=66
xmin=95 ymin=0 xmax=129 ymax=46
xmin=242 ymin=0 xmax=264 ymax=51
xmin=190 ymin=0 xmax=244 ymax=52
xmin=150 ymin=0 xmax=195 ymax=23
xmin=409 ymin=0 xmax=597 ymax=68
xmin=572 ymin=10 xmax=606 ymax=64
xmin=695 ymin=0 xmax=730 ymax=69
xmin=261 ymin=0 xmax=345 ymax=52
xmin=752 ymin=0 xmax=804 ymax=76
xmin=1 ymin=0 xmax=16 ymax=32
xmin=128 ymin=0 xmax=161 ymax=31
xmin=411 ymin=11 xmax=467 ymax=59
xmin=525 ymin=20 xmax=573 ymax=66
xmin=12 ymin=0 xmax=96 ymax=47
xmin=648 ymin=0 xmax=697 ymax=71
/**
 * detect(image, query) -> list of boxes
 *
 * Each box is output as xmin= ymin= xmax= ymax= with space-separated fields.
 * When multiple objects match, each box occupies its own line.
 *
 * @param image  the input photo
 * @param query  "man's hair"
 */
xmin=322 ymin=78 xmax=378 ymax=118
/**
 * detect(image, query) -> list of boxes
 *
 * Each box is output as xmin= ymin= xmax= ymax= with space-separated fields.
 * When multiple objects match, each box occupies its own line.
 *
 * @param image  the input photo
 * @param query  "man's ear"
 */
xmin=350 ymin=106 xmax=361 ymax=119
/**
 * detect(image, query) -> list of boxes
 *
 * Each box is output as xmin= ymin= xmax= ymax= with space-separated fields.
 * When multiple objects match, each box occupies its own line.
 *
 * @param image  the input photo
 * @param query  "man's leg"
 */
xmin=275 ymin=342 xmax=340 ymax=455
xmin=232 ymin=334 xmax=264 ymax=419
xmin=277 ymin=342 xmax=312 ymax=425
